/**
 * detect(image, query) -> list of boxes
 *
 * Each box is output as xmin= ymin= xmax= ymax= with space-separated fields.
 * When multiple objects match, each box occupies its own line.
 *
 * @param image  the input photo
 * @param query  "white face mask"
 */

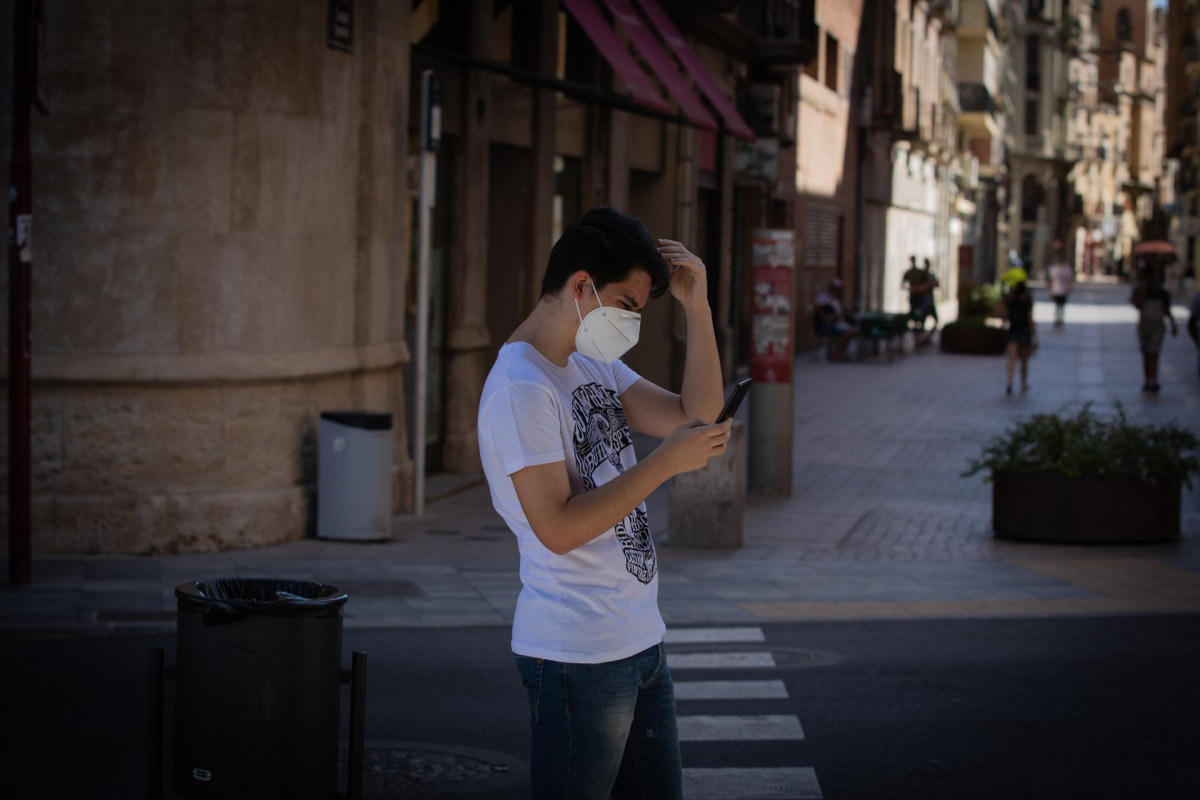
xmin=574 ymin=281 xmax=641 ymax=363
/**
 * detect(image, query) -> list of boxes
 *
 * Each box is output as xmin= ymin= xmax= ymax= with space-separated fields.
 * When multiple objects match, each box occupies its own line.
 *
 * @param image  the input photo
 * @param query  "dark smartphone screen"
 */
xmin=715 ymin=378 xmax=753 ymax=423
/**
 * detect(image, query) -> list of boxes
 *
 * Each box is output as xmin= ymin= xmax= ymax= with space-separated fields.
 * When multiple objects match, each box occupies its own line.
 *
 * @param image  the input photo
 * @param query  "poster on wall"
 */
xmin=751 ymin=230 xmax=795 ymax=384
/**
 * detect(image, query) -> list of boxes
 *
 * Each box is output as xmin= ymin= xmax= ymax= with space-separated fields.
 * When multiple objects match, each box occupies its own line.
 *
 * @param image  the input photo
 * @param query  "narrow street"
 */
xmin=3 ymin=282 xmax=1198 ymax=798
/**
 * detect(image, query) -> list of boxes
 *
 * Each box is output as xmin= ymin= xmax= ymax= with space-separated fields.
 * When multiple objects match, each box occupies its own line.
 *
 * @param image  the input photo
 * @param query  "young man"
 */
xmin=477 ymin=207 xmax=730 ymax=799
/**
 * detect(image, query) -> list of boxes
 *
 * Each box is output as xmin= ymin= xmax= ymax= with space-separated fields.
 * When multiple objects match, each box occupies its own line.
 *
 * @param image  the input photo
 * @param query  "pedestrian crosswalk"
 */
xmin=669 ymin=625 xmax=823 ymax=800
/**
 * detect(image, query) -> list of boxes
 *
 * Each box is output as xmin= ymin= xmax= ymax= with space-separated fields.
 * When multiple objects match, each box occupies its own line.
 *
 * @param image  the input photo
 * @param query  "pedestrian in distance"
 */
xmin=1047 ymin=243 xmax=1074 ymax=328
xmin=1132 ymin=267 xmax=1178 ymax=393
xmin=814 ymin=277 xmax=857 ymax=360
xmin=477 ymin=207 xmax=730 ymax=800
xmin=1002 ymin=250 xmax=1028 ymax=290
xmin=1001 ymin=281 xmax=1037 ymax=395
xmin=902 ymin=255 xmax=938 ymax=332
xmin=922 ymin=258 xmax=941 ymax=328
xmin=1189 ymin=288 xmax=1200 ymax=382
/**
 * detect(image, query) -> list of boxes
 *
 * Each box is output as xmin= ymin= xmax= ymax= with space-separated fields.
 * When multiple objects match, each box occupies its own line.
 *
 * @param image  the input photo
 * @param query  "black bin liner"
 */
xmin=176 ymin=577 xmax=349 ymax=626
xmin=172 ymin=577 xmax=349 ymax=800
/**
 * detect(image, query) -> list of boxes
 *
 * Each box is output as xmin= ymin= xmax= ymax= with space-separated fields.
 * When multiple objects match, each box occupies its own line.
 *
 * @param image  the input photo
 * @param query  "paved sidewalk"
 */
xmin=2 ymin=282 xmax=1198 ymax=633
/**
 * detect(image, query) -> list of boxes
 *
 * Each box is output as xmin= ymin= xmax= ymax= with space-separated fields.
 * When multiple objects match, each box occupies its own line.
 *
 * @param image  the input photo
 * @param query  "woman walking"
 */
xmin=1132 ymin=268 xmax=1178 ymax=393
xmin=1002 ymin=281 xmax=1036 ymax=395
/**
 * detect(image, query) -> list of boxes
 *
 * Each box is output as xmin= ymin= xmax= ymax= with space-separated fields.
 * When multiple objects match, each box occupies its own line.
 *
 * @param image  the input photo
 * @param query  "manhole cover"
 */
xmin=94 ymin=610 xmax=176 ymax=622
xmin=338 ymin=742 xmax=528 ymax=795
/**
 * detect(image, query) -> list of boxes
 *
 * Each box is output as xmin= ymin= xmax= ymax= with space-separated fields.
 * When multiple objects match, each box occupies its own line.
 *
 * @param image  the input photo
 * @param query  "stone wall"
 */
xmin=0 ymin=0 xmax=413 ymax=553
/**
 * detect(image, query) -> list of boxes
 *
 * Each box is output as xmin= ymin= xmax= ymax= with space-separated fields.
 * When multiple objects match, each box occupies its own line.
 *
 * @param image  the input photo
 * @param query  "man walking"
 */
xmin=477 ymin=207 xmax=730 ymax=799
xmin=902 ymin=256 xmax=938 ymax=331
xmin=1047 ymin=243 xmax=1074 ymax=328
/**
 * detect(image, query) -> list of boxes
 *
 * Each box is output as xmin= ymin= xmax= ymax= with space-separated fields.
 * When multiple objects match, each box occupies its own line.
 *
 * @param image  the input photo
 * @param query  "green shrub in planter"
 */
xmin=943 ymin=282 xmax=1007 ymax=354
xmin=963 ymin=405 xmax=1199 ymax=542
xmin=940 ymin=320 xmax=1006 ymax=354
xmin=959 ymin=281 xmax=1005 ymax=323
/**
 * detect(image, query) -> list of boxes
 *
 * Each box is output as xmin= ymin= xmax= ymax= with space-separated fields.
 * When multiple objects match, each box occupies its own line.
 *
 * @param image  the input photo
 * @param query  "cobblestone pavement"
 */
xmin=2 ymin=282 xmax=1198 ymax=632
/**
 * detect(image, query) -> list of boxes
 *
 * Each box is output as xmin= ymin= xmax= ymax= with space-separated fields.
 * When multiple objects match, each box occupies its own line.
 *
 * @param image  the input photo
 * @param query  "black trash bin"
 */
xmin=172 ymin=578 xmax=349 ymax=800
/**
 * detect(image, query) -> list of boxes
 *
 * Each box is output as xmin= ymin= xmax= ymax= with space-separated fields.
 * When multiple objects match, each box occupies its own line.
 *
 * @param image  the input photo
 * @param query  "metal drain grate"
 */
xmin=95 ymin=610 xmax=176 ymax=622
xmin=337 ymin=743 xmax=527 ymax=794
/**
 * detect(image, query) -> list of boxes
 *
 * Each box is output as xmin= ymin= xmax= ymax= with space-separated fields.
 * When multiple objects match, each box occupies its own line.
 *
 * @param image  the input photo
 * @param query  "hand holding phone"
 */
xmin=715 ymin=378 xmax=752 ymax=424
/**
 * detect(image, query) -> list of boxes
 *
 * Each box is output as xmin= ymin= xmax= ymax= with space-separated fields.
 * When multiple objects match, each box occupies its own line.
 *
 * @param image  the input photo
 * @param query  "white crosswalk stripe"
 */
xmin=677 ymin=714 xmax=804 ymax=741
xmin=682 ymin=767 xmax=823 ymax=800
xmin=670 ymin=629 xmax=823 ymax=799
xmin=671 ymin=650 xmax=777 ymax=669
xmin=665 ymin=626 xmax=766 ymax=644
xmin=673 ymin=679 xmax=789 ymax=700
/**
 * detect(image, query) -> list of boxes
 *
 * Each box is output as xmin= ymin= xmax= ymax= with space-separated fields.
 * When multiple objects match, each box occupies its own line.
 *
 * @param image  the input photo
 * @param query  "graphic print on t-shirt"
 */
xmin=570 ymin=382 xmax=657 ymax=584
xmin=616 ymin=507 xmax=656 ymax=584
xmin=571 ymin=383 xmax=635 ymax=490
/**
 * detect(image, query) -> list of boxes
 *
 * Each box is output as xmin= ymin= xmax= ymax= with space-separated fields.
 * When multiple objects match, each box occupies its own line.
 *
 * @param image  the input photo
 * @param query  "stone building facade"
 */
xmin=2 ymin=0 xmax=818 ymax=554
xmin=2 ymin=0 xmax=414 ymax=553
xmin=1167 ymin=0 xmax=1200 ymax=275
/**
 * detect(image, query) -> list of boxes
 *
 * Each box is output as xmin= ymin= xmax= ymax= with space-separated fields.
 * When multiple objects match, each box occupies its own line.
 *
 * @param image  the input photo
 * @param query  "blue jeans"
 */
xmin=514 ymin=642 xmax=682 ymax=799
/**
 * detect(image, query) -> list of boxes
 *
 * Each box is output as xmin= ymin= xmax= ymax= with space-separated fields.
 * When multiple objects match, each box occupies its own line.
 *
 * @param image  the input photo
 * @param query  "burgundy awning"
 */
xmin=562 ymin=0 xmax=672 ymax=114
xmin=635 ymin=0 xmax=756 ymax=140
xmin=601 ymin=0 xmax=717 ymax=132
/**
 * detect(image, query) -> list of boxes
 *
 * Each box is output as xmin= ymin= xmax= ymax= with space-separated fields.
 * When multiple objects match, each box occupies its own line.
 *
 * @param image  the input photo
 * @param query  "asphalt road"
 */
xmin=3 ymin=615 xmax=1198 ymax=799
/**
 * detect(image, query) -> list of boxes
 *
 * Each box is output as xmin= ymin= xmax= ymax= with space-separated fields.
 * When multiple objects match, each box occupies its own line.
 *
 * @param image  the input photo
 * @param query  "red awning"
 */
xmin=562 ymin=0 xmax=672 ymax=114
xmin=601 ymin=0 xmax=717 ymax=132
xmin=635 ymin=0 xmax=756 ymax=140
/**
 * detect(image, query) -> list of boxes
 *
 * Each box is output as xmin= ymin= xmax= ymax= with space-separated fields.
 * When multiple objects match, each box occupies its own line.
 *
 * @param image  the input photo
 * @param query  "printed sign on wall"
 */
xmin=751 ymin=230 xmax=795 ymax=384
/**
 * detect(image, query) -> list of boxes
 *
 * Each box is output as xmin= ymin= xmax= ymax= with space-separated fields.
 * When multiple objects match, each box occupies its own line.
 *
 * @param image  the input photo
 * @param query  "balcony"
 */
xmin=903 ymin=85 xmax=920 ymax=136
xmin=726 ymin=0 xmax=818 ymax=66
xmin=1183 ymin=117 xmax=1200 ymax=151
xmin=1186 ymin=42 xmax=1200 ymax=77
xmin=918 ymin=92 xmax=935 ymax=144
xmin=958 ymin=82 xmax=996 ymax=117
xmin=869 ymin=67 xmax=904 ymax=129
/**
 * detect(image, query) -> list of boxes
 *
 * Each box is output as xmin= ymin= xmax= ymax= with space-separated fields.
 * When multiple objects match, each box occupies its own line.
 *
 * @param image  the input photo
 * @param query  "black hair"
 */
xmin=540 ymin=207 xmax=671 ymax=299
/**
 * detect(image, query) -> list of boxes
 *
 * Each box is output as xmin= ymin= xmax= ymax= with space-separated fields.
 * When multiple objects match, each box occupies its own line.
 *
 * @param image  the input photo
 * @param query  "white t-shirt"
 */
xmin=1048 ymin=263 xmax=1073 ymax=296
xmin=477 ymin=342 xmax=665 ymax=664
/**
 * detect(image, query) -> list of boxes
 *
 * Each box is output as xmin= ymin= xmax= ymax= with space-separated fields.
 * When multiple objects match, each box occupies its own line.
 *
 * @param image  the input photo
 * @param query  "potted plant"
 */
xmin=963 ymin=405 xmax=1199 ymax=543
xmin=941 ymin=282 xmax=1006 ymax=355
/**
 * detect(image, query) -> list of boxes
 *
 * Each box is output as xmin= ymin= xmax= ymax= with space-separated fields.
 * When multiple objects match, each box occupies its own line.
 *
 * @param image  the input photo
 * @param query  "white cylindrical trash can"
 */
xmin=317 ymin=411 xmax=393 ymax=541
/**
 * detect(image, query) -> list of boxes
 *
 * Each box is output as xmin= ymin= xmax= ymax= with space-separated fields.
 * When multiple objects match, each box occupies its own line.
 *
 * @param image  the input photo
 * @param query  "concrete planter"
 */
xmin=992 ymin=472 xmax=1181 ymax=543
xmin=940 ymin=324 xmax=1006 ymax=355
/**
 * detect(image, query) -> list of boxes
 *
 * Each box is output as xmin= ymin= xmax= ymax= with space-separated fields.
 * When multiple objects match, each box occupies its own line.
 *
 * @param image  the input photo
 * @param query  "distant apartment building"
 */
xmin=856 ymin=0 xmax=972 ymax=316
xmin=1167 ymin=0 xmax=1200 ymax=275
xmin=1086 ymin=0 xmax=1169 ymax=271
xmin=956 ymin=0 xmax=1017 ymax=281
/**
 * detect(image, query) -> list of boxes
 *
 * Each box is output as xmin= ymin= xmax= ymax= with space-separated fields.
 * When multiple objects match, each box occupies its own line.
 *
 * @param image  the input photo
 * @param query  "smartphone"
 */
xmin=715 ymin=378 xmax=753 ymax=424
